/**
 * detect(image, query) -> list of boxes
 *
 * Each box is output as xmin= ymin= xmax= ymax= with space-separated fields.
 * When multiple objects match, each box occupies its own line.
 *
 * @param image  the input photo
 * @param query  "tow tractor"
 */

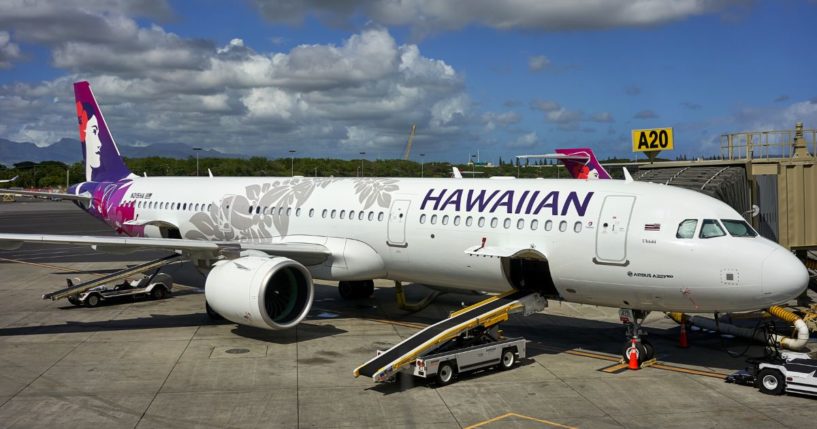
xmin=726 ymin=322 xmax=817 ymax=397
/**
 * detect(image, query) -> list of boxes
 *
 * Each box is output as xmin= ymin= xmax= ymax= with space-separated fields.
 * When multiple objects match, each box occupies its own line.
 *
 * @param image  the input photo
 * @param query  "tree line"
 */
xmin=0 ymin=155 xmax=655 ymax=189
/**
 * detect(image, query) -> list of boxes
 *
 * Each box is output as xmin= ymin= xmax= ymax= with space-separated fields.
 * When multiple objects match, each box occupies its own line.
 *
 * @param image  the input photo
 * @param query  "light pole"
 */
xmin=193 ymin=147 xmax=202 ymax=176
xmin=289 ymin=150 xmax=296 ymax=176
xmin=420 ymin=153 xmax=425 ymax=178
xmin=359 ymin=152 xmax=366 ymax=177
xmin=470 ymin=154 xmax=476 ymax=177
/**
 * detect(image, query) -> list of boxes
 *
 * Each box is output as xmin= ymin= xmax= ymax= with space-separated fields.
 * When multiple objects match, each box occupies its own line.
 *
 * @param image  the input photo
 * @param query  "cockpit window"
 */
xmin=676 ymin=219 xmax=698 ymax=238
xmin=721 ymin=219 xmax=757 ymax=237
xmin=699 ymin=219 xmax=726 ymax=239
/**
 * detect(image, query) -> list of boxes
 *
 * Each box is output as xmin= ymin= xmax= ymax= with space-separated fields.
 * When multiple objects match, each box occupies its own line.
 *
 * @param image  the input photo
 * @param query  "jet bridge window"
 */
xmin=699 ymin=219 xmax=726 ymax=239
xmin=676 ymin=219 xmax=697 ymax=238
xmin=721 ymin=219 xmax=758 ymax=237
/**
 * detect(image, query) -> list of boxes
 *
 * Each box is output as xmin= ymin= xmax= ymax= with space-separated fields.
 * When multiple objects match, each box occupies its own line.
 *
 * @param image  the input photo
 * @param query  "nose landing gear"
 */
xmin=619 ymin=309 xmax=656 ymax=367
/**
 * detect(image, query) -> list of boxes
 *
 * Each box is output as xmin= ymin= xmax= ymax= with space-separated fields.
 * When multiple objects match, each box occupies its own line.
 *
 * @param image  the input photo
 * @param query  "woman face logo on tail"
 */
xmin=77 ymin=101 xmax=102 ymax=179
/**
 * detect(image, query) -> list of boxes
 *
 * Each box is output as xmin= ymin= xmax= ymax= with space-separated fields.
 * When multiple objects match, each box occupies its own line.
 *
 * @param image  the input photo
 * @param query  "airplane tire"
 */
xmin=437 ymin=362 xmax=456 ymax=386
xmin=338 ymin=281 xmax=355 ymax=300
xmin=621 ymin=341 xmax=648 ymax=365
xmin=500 ymin=348 xmax=516 ymax=370
xmin=641 ymin=339 xmax=655 ymax=361
xmin=339 ymin=281 xmax=374 ymax=300
xmin=85 ymin=293 xmax=101 ymax=308
xmin=67 ymin=296 xmax=81 ymax=306
xmin=758 ymin=369 xmax=785 ymax=395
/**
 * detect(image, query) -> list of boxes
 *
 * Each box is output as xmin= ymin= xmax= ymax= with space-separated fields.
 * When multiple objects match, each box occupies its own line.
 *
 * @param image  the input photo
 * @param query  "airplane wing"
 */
xmin=0 ymin=176 xmax=19 ymax=183
xmin=0 ymin=189 xmax=91 ymax=202
xmin=0 ymin=233 xmax=330 ymax=266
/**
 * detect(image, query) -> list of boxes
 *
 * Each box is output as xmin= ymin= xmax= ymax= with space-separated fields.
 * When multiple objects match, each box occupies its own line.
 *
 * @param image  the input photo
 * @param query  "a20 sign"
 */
xmin=632 ymin=128 xmax=674 ymax=152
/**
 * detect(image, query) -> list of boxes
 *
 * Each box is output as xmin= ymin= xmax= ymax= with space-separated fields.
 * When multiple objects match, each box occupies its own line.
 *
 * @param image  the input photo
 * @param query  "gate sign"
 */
xmin=632 ymin=128 xmax=674 ymax=152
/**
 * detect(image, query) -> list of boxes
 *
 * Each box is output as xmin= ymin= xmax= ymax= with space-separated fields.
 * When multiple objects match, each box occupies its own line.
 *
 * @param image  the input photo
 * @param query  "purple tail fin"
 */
xmin=554 ymin=147 xmax=611 ymax=180
xmin=74 ymin=81 xmax=132 ymax=182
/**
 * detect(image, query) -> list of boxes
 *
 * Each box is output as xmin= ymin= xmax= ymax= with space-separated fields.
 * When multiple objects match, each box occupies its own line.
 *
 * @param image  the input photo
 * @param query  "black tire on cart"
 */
xmin=757 ymin=368 xmax=785 ymax=395
xmin=151 ymin=286 xmax=167 ymax=300
xmin=85 ymin=293 xmax=101 ymax=308
xmin=67 ymin=296 xmax=81 ymax=306
xmin=500 ymin=348 xmax=516 ymax=370
xmin=437 ymin=362 xmax=457 ymax=386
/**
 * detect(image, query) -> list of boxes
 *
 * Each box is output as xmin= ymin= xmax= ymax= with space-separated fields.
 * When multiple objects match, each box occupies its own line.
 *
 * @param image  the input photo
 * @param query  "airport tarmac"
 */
xmin=1 ymin=200 xmax=816 ymax=428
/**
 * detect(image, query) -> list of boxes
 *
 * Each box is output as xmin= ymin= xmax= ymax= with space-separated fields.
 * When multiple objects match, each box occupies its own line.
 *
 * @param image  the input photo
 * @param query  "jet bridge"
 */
xmin=42 ymin=253 xmax=182 ymax=301
xmin=354 ymin=289 xmax=546 ymax=382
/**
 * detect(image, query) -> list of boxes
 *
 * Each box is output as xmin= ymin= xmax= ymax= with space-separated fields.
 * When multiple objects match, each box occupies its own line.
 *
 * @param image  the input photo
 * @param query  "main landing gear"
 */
xmin=338 ymin=280 xmax=375 ymax=300
xmin=619 ymin=309 xmax=655 ymax=367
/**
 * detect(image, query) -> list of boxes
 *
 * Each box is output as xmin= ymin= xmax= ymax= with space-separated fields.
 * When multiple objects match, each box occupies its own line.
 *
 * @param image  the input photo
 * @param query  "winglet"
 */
xmin=623 ymin=167 xmax=634 ymax=182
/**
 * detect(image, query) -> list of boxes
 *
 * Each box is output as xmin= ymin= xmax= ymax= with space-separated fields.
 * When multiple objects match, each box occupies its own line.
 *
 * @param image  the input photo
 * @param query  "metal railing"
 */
xmin=720 ymin=125 xmax=817 ymax=161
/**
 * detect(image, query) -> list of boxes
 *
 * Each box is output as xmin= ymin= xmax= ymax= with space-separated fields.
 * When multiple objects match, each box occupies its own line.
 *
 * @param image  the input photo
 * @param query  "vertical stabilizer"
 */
xmin=74 ymin=81 xmax=132 ymax=182
xmin=554 ymin=147 xmax=611 ymax=180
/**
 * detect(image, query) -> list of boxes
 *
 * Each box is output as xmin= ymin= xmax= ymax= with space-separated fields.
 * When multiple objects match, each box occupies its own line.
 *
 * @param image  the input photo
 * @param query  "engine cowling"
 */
xmin=205 ymin=256 xmax=314 ymax=330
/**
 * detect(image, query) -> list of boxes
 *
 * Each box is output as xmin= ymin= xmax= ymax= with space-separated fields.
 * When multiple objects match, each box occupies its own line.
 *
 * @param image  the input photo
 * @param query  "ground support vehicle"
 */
xmin=67 ymin=272 xmax=173 ymax=307
xmin=727 ymin=351 xmax=817 ymax=397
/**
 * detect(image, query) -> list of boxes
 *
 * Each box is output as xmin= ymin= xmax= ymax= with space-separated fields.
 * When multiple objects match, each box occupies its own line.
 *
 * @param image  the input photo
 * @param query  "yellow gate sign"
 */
xmin=632 ymin=128 xmax=674 ymax=152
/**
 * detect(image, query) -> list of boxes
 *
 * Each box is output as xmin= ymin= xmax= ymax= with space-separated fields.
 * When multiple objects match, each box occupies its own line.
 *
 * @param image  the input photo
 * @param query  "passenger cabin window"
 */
xmin=676 ymin=219 xmax=698 ymax=239
xmin=465 ymin=216 xmax=473 ymax=227
xmin=503 ymin=218 xmax=511 ymax=229
xmin=378 ymin=212 xmax=384 ymax=221
xmin=430 ymin=214 xmax=438 ymax=224
xmin=340 ymin=210 xmax=345 ymax=219
xmin=573 ymin=221 xmax=582 ymax=233
xmin=721 ymin=219 xmax=758 ymax=237
xmin=544 ymin=220 xmax=552 ymax=231
xmin=420 ymin=214 xmax=427 ymax=224
xmin=699 ymin=219 xmax=726 ymax=239
xmin=558 ymin=221 xmax=567 ymax=232
xmin=517 ymin=219 xmax=525 ymax=230
xmin=490 ymin=217 xmax=498 ymax=228
xmin=453 ymin=216 xmax=461 ymax=226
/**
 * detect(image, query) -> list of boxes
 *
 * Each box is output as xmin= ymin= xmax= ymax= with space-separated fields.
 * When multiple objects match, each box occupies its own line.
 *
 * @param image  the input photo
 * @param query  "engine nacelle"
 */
xmin=205 ymin=256 xmax=314 ymax=330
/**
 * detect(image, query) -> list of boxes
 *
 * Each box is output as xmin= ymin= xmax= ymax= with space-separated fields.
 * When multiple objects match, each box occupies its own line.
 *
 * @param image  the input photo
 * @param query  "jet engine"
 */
xmin=205 ymin=256 xmax=314 ymax=330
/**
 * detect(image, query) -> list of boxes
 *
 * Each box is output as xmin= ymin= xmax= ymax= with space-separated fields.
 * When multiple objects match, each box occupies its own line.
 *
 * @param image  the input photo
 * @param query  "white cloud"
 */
xmin=528 ymin=55 xmax=550 ymax=72
xmin=0 ymin=24 xmax=471 ymax=156
xmin=508 ymin=132 xmax=538 ymax=148
xmin=481 ymin=111 xmax=520 ymax=131
xmin=0 ymin=31 xmax=21 ymax=68
xmin=590 ymin=112 xmax=614 ymax=123
xmin=252 ymin=0 xmax=742 ymax=35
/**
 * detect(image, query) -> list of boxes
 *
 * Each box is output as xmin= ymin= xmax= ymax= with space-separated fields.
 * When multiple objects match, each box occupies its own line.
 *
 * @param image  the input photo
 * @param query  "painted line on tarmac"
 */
xmin=465 ymin=412 xmax=576 ymax=429
xmin=0 ymin=256 xmax=113 ymax=275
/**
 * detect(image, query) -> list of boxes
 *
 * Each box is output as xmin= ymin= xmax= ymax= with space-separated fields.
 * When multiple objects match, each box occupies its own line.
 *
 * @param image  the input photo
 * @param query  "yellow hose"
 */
xmin=767 ymin=305 xmax=799 ymax=323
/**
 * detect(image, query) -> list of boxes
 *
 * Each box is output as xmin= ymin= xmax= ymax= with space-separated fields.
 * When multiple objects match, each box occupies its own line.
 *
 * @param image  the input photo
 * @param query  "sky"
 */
xmin=1 ymin=0 xmax=816 ymax=163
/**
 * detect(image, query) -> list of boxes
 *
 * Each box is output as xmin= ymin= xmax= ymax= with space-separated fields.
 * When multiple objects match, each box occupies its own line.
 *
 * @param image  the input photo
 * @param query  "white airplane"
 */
xmin=0 ymin=82 xmax=809 ymax=362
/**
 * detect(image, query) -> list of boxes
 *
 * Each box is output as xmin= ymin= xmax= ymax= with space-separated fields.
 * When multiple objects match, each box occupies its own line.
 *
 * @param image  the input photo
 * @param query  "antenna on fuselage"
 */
xmin=208 ymin=169 xmax=214 ymax=178
xmin=622 ymin=167 xmax=634 ymax=182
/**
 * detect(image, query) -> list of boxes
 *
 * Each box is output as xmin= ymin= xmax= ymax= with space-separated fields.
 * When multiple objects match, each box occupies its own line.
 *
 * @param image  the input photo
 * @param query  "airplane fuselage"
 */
xmin=70 ymin=175 xmax=807 ymax=314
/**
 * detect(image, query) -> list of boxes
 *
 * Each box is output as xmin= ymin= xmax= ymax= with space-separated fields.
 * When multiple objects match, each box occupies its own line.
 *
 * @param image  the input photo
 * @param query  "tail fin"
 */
xmin=74 ymin=81 xmax=132 ymax=182
xmin=554 ymin=147 xmax=611 ymax=180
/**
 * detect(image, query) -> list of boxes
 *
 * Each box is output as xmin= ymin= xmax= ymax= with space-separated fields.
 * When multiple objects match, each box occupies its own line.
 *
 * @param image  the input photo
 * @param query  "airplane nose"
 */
xmin=762 ymin=248 xmax=809 ymax=302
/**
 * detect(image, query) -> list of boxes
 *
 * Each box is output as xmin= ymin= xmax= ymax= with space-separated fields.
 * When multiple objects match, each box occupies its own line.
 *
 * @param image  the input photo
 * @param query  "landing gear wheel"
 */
xmin=621 ymin=341 xmax=648 ymax=365
xmin=500 ymin=349 xmax=516 ymax=370
xmin=205 ymin=302 xmax=223 ymax=320
xmin=641 ymin=339 xmax=655 ymax=361
xmin=85 ymin=293 xmax=101 ymax=308
xmin=338 ymin=280 xmax=375 ymax=300
xmin=338 ymin=281 xmax=355 ymax=300
xmin=437 ymin=362 xmax=456 ymax=386
xmin=757 ymin=369 xmax=785 ymax=395
xmin=151 ymin=286 xmax=167 ymax=300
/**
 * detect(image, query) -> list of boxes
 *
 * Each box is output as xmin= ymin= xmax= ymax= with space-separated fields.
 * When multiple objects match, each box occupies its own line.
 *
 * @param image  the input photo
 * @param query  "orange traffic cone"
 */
xmin=627 ymin=338 xmax=640 ymax=370
xmin=679 ymin=320 xmax=689 ymax=349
